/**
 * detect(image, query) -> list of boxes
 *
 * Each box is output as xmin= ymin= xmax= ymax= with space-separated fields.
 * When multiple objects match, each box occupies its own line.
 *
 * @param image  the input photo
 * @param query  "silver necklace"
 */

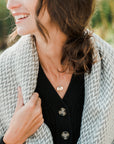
xmin=56 ymin=73 xmax=68 ymax=91
xmin=41 ymin=64 xmax=69 ymax=92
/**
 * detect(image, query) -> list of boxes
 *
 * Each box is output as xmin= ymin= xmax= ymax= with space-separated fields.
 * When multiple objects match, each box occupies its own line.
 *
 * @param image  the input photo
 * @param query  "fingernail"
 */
xmin=33 ymin=93 xmax=37 ymax=97
xmin=18 ymin=86 xmax=21 ymax=91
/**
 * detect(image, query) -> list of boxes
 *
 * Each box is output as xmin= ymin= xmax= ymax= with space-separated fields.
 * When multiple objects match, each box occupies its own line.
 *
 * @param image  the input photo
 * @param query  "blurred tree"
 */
xmin=91 ymin=0 xmax=114 ymax=45
xmin=110 ymin=0 xmax=114 ymax=28
xmin=0 ymin=0 xmax=15 ymax=50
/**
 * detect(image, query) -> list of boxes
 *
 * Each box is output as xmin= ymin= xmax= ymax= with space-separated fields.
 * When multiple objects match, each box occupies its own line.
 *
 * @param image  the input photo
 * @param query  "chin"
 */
xmin=17 ymin=28 xmax=28 ymax=36
xmin=16 ymin=26 xmax=36 ymax=36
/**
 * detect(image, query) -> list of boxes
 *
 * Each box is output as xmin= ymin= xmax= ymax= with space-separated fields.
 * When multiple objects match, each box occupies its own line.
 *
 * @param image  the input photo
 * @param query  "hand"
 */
xmin=3 ymin=87 xmax=44 ymax=144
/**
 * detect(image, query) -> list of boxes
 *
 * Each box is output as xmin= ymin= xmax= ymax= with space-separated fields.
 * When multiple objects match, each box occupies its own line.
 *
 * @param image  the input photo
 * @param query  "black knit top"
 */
xmin=34 ymin=64 xmax=85 ymax=144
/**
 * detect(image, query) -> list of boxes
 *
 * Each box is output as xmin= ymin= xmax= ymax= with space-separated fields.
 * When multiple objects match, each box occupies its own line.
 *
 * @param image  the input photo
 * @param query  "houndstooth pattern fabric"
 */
xmin=0 ymin=33 xmax=114 ymax=144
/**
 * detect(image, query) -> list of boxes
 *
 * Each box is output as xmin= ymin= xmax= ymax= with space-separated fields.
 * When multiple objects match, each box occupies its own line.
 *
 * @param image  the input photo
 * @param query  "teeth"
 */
xmin=15 ymin=15 xmax=29 ymax=21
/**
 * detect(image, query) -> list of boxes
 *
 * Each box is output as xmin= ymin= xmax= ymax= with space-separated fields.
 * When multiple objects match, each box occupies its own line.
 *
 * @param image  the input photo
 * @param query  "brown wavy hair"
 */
xmin=9 ymin=0 xmax=97 ymax=75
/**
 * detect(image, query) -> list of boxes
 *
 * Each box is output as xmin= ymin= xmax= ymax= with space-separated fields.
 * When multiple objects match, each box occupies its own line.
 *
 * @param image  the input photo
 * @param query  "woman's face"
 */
xmin=7 ymin=0 xmax=47 ymax=36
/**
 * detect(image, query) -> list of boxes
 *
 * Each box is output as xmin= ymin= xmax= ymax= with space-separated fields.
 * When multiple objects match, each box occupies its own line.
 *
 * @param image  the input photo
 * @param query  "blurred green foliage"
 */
xmin=0 ymin=0 xmax=114 ymax=51
xmin=91 ymin=0 xmax=114 ymax=46
xmin=0 ymin=0 xmax=15 ymax=50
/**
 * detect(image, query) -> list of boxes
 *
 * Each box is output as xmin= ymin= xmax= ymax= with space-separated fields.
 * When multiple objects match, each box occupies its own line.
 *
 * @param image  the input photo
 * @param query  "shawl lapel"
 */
xmin=78 ymin=35 xmax=114 ymax=144
xmin=14 ymin=35 xmax=39 ymax=104
xmin=13 ymin=35 xmax=54 ymax=143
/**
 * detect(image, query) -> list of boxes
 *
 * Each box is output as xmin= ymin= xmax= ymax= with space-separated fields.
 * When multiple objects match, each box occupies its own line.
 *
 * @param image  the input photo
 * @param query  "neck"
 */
xmin=34 ymin=25 xmax=68 ymax=77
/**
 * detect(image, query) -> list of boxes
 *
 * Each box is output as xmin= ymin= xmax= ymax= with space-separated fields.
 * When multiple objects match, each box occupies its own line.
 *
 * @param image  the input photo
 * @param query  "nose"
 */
xmin=7 ymin=0 xmax=21 ymax=10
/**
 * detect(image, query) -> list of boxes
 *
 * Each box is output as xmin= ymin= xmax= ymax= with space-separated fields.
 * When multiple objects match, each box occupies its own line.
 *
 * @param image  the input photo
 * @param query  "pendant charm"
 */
xmin=56 ymin=86 xmax=63 ymax=91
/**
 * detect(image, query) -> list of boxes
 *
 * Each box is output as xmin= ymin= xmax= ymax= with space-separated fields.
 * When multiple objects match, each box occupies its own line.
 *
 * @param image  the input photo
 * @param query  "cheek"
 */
xmin=23 ymin=0 xmax=38 ymax=12
xmin=16 ymin=0 xmax=39 ymax=36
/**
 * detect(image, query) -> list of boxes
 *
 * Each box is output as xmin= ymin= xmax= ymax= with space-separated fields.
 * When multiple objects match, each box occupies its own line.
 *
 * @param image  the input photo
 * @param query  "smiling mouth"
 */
xmin=14 ymin=15 xmax=30 ymax=23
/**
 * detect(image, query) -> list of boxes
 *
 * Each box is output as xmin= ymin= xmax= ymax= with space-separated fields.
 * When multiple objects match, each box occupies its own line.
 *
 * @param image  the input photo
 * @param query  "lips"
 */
xmin=15 ymin=15 xmax=29 ymax=21
xmin=12 ymin=12 xmax=30 ymax=23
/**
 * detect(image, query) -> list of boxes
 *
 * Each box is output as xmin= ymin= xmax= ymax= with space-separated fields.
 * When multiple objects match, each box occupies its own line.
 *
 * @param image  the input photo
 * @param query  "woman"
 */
xmin=0 ymin=0 xmax=114 ymax=144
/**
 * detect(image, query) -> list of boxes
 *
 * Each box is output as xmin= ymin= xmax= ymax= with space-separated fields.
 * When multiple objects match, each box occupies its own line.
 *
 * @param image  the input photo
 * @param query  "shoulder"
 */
xmin=0 ymin=35 xmax=34 ymax=75
xmin=92 ymin=33 xmax=114 ymax=66
xmin=0 ymin=34 xmax=33 ymax=59
xmin=92 ymin=33 xmax=114 ymax=73
xmin=0 ymin=35 xmax=34 ymax=64
xmin=90 ymin=33 xmax=114 ymax=85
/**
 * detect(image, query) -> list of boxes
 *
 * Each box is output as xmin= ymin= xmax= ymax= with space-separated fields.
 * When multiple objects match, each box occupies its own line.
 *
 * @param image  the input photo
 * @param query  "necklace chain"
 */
xmin=56 ymin=73 xmax=68 ymax=91
xmin=40 ymin=64 xmax=73 ymax=98
xmin=41 ymin=64 xmax=70 ymax=93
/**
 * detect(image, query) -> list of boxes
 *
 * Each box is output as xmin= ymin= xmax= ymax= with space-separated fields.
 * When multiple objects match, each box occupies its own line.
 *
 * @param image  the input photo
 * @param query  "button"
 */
xmin=61 ymin=131 xmax=70 ymax=140
xmin=58 ymin=107 xmax=66 ymax=116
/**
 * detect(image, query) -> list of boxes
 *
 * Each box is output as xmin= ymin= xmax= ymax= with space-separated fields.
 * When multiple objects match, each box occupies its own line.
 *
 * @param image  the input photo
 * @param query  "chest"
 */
xmin=45 ymin=73 xmax=73 ymax=99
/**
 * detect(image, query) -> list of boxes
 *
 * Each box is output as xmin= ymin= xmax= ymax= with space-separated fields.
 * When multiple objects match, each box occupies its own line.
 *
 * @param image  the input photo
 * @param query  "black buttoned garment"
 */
xmin=35 ymin=63 xmax=85 ymax=144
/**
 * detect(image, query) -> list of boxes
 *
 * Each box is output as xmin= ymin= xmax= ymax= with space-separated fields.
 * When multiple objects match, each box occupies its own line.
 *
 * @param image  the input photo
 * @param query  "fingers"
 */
xmin=15 ymin=87 xmax=24 ymax=112
xmin=15 ymin=86 xmax=40 ymax=112
xmin=27 ymin=93 xmax=39 ymax=108
xmin=36 ymin=97 xmax=41 ymax=108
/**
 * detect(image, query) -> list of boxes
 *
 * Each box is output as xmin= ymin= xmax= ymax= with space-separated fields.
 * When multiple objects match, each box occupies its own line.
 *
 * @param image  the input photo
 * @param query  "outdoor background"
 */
xmin=0 ymin=0 xmax=114 ymax=54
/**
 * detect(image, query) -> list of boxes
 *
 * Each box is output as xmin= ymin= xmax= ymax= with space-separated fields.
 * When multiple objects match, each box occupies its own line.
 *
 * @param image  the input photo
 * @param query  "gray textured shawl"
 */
xmin=0 ymin=33 xmax=114 ymax=144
